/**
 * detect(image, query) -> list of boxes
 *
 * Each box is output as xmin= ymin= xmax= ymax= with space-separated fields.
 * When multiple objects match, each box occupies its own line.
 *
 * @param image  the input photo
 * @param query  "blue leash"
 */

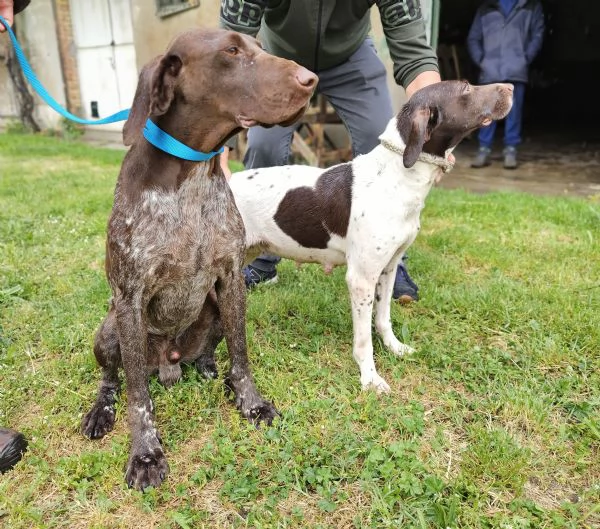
xmin=0 ymin=15 xmax=223 ymax=161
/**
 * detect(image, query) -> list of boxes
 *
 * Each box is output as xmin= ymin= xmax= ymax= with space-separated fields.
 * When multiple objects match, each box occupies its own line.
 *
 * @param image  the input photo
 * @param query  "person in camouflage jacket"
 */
xmin=220 ymin=0 xmax=441 ymax=302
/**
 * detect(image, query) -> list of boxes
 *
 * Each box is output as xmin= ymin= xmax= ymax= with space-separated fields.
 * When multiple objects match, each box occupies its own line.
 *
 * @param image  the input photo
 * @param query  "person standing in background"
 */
xmin=467 ymin=0 xmax=544 ymax=169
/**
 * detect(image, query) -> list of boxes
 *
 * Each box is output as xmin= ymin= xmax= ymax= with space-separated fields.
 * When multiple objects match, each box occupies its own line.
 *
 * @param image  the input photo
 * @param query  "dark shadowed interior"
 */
xmin=438 ymin=0 xmax=600 ymax=136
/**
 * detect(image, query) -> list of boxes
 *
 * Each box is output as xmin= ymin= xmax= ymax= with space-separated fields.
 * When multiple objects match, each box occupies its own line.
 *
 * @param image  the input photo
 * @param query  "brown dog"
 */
xmin=81 ymin=28 xmax=316 ymax=491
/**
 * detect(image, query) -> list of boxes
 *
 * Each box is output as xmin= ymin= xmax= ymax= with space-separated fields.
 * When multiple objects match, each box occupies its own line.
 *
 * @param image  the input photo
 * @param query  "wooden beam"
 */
xmin=291 ymin=131 xmax=318 ymax=166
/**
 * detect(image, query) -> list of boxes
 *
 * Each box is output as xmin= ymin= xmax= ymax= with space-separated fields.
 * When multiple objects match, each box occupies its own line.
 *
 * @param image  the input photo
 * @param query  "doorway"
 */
xmin=70 ymin=0 xmax=138 ymax=131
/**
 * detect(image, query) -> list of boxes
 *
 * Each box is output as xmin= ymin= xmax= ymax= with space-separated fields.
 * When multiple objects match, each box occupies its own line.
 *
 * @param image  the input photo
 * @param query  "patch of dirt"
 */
xmin=440 ymin=131 xmax=600 ymax=198
xmin=523 ymin=476 xmax=578 ymax=511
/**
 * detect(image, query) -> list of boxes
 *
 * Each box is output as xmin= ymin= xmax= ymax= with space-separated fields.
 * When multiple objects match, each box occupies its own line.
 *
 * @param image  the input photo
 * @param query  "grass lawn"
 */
xmin=0 ymin=132 xmax=599 ymax=528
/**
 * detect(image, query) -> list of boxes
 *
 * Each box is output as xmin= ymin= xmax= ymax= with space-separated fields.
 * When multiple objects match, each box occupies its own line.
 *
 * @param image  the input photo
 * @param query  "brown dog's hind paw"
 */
xmin=245 ymin=401 xmax=280 ymax=427
xmin=81 ymin=404 xmax=116 ymax=440
xmin=125 ymin=448 xmax=169 ymax=491
xmin=223 ymin=377 xmax=280 ymax=426
xmin=195 ymin=356 xmax=218 ymax=380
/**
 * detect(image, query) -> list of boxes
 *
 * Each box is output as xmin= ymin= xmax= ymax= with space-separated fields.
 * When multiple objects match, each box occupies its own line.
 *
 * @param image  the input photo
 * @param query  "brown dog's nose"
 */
xmin=296 ymin=67 xmax=318 ymax=90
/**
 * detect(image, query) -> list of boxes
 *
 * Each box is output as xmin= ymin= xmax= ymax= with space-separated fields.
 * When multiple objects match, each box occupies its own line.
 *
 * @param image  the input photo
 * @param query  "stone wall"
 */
xmin=130 ymin=0 xmax=220 ymax=69
xmin=53 ymin=0 xmax=81 ymax=116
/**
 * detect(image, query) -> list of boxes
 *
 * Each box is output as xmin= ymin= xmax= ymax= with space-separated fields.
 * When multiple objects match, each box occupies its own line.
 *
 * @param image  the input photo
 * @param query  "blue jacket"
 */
xmin=467 ymin=0 xmax=544 ymax=83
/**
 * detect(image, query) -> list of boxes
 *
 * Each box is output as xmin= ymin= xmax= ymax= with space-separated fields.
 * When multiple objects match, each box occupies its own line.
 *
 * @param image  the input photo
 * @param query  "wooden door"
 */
xmin=70 ymin=0 xmax=137 ymax=131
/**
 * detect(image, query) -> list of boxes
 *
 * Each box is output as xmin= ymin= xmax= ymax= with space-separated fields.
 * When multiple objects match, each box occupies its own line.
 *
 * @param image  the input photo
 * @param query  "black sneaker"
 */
xmin=392 ymin=262 xmax=419 ymax=303
xmin=0 ymin=427 xmax=27 ymax=473
xmin=243 ymin=265 xmax=278 ymax=289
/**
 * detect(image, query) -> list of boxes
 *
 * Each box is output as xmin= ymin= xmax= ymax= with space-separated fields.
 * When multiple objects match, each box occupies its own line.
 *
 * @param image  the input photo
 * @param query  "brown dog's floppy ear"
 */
xmin=123 ymin=55 xmax=162 ymax=146
xmin=149 ymin=53 xmax=183 ymax=115
xmin=403 ymin=107 xmax=432 ymax=168
xmin=122 ymin=53 xmax=183 ymax=146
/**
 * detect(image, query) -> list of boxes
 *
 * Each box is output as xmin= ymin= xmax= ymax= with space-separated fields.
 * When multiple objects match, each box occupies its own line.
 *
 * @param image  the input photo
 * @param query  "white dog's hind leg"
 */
xmin=346 ymin=265 xmax=390 ymax=393
xmin=374 ymin=257 xmax=415 ymax=357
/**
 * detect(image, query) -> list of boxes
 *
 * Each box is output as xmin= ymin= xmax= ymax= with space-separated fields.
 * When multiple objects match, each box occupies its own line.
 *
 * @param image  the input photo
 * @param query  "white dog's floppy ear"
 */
xmin=403 ymin=107 xmax=431 ymax=168
xmin=123 ymin=53 xmax=182 ymax=146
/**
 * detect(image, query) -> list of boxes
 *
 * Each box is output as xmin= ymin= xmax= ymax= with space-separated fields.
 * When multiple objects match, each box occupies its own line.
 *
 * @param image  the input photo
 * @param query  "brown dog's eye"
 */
xmin=225 ymin=46 xmax=239 ymax=55
xmin=429 ymin=108 xmax=439 ymax=125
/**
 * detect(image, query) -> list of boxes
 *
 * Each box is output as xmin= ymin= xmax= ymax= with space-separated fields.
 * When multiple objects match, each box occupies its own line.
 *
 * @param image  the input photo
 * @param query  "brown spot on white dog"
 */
xmin=274 ymin=163 xmax=353 ymax=247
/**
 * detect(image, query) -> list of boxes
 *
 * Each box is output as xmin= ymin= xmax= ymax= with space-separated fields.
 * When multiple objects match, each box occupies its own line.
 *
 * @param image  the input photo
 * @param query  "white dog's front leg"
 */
xmin=346 ymin=267 xmax=390 ymax=393
xmin=374 ymin=258 xmax=416 ymax=357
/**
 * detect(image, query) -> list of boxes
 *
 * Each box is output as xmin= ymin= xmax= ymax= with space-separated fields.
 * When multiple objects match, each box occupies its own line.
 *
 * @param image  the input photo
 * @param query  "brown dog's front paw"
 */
xmin=125 ymin=448 xmax=169 ymax=491
xmin=81 ymin=403 xmax=116 ymax=440
xmin=244 ymin=401 xmax=280 ymax=427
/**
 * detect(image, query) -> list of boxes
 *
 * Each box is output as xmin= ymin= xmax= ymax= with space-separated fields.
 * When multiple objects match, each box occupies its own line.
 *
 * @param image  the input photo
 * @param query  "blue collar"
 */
xmin=0 ymin=14 xmax=223 ymax=163
xmin=143 ymin=119 xmax=223 ymax=162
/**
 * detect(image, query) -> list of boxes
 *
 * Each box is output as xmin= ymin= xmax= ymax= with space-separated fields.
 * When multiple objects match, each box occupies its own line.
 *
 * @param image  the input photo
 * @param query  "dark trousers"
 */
xmin=244 ymin=38 xmax=394 ymax=272
xmin=478 ymin=81 xmax=526 ymax=148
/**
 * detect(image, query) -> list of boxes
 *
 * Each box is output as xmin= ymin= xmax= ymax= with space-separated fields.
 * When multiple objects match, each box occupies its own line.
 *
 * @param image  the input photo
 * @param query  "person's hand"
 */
xmin=0 ymin=0 xmax=14 ymax=31
xmin=221 ymin=163 xmax=232 ymax=182
xmin=220 ymin=147 xmax=233 ymax=182
xmin=405 ymin=70 xmax=442 ymax=99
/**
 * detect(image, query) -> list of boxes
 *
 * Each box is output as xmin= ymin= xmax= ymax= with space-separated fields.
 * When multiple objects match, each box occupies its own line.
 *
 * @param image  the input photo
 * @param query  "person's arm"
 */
xmin=466 ymin=9 xmax=485 ymax=66
xmin=219 ymin=0 xmax=267 ymax=36
xmin=375 ymin=1 xmax=439 ymax=90
xmin=525 ymin=3 xmax=545 ymax=64
xmin=405 ymin=70 xmax=441 ymax=99
xmin=220 ymin=136 xmax=238 ymax=181
xmin=220 ymin=147 xmax=232 ymax=181
xmin=0 ymin=0 xmax=30 ymax=31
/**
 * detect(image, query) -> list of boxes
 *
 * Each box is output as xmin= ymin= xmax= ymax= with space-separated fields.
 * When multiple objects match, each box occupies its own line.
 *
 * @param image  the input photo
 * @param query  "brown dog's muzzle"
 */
xmin=295 ymin=66 xmax=318 ymax=92
xmin=276 ymin=65 xmax=317 ymax=127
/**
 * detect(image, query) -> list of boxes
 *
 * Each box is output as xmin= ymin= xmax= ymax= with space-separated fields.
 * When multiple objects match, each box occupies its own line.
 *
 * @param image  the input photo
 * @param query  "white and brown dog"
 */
xmin=227 ymin=81 xmax=514 ymax=393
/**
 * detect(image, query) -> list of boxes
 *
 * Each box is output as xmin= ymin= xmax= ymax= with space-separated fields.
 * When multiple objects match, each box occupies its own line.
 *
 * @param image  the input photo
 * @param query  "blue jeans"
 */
xmin=478 ymin=81 xmax=526 ymax=148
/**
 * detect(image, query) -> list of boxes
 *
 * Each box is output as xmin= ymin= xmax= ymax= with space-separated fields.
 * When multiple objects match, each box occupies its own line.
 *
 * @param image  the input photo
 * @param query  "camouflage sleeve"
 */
xmin=219 ymin=0 xmax=268 ymax=37
xmin=14 ymin=0 xmax=32 ymax=15
xmin=375 ymin=0 xmax=439 ymax=88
